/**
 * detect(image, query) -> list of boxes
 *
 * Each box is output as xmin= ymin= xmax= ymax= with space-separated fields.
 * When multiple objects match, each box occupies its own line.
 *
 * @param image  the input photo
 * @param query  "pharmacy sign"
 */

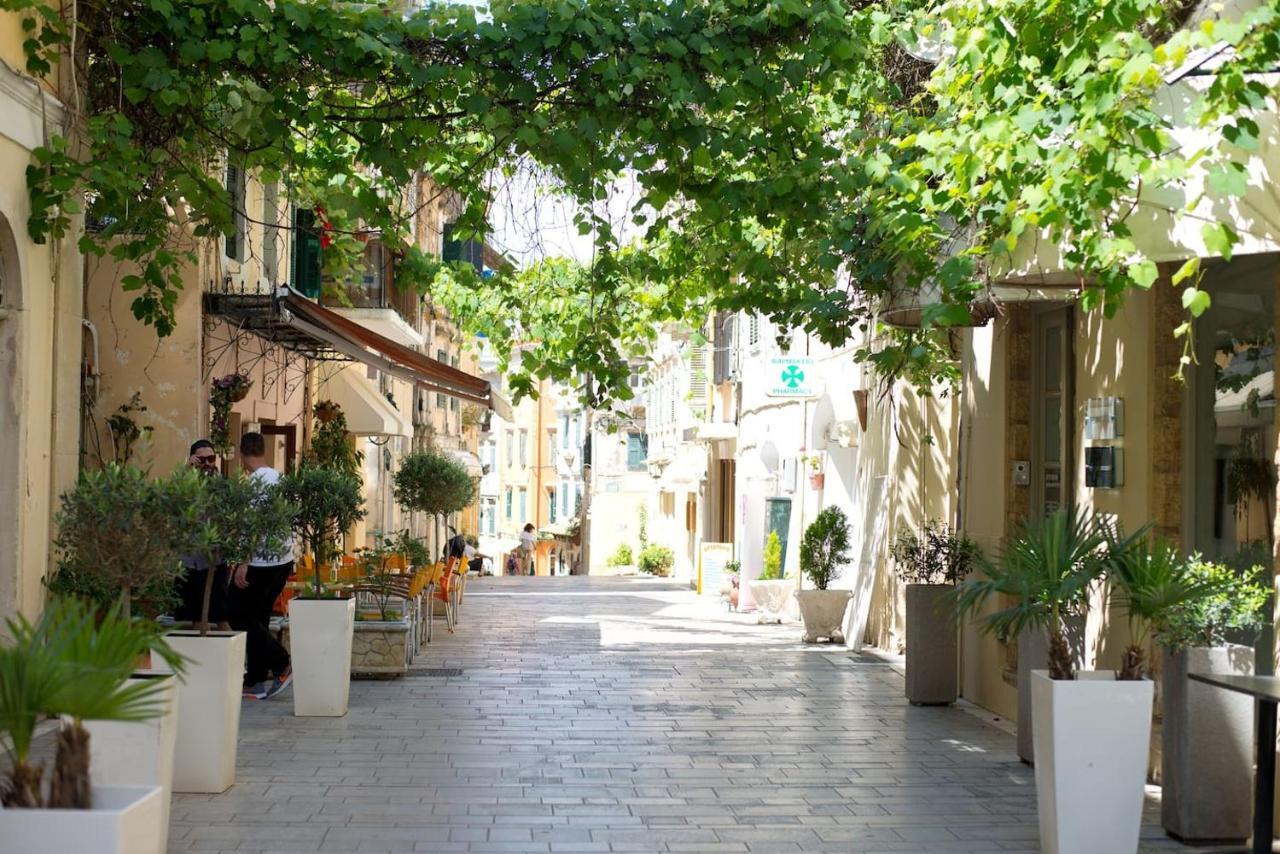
xmin=765 ymin=357 xmax=820 ymax=398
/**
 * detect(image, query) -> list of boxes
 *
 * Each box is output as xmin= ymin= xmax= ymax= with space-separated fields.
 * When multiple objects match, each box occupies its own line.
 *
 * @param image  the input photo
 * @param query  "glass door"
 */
xmin=1032 ymin=308 xmax=1073 ymax=516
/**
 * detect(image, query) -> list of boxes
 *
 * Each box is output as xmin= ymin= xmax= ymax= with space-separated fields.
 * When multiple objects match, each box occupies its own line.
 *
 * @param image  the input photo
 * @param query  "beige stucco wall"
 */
xmin=0 ymin=30 xmax=83 ymax=631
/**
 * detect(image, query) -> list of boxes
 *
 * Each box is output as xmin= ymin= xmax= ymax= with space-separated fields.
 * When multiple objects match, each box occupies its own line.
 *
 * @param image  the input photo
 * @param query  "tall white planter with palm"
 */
xmin=958 ymin=510 xmax=1220 ymax=854
xmin=0 ymin=599 xmax=183 ymax=854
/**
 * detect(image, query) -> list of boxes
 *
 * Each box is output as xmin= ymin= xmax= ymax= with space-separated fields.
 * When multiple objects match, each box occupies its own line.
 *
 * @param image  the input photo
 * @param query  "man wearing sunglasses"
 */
xmin=174 ymin=439 xmax=232 ymax=630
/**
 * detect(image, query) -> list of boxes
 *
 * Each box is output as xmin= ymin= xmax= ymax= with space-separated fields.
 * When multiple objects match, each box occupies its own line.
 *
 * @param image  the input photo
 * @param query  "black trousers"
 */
xmin=228 ymin=561 xmax=293 ymax=686
xmin=175 ymin=564 xmax=230 ymax=625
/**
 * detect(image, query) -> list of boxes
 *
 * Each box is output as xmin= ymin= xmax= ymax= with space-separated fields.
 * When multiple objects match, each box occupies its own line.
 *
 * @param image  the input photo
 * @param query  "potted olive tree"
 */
xmin=1149 ymin=556 xmax=1267 ymax=843
xmin=279 ymin=462 xmax=365 ymax=717
xmin=160 ymin=470 xmax=294 ymax=794
xmin=747 ymin=530 xmax=791 ymax=623
xmin=890 ymin=521 xmax=980 ymax=704
xmin=350 ymin=532 xmax=414 ymax=678
xmin=0 ymin=598 xmax=183 ymax=854
xmin=49 ymin=464 xmax=201 ymax=830
xmin=794 ymin=507 xmax=853 ymax=643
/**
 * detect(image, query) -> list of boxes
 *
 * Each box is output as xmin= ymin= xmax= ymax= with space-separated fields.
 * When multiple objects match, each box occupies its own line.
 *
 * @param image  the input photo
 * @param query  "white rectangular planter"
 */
xmin=0 ymin=785 xmax=164 ymax=854
xmin=154 ymin=631 xmax=246 ymax=794
xmin=85 ymin=673 xmax=179 ymax=852
xmin=289 ymin=597 xmax=356 ymax=717
xmin=1031 ymin=670 xmax=1153 ymax=854
xmin=746 ymin=579 xmax=793 ymax=624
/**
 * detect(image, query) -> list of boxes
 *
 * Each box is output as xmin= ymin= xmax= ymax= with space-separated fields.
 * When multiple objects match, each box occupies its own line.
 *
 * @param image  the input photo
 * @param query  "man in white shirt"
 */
xmin=519 ymin=523 xmax=536 ymax=576
xmin=228 ymin=431 xmax=295 ymax=700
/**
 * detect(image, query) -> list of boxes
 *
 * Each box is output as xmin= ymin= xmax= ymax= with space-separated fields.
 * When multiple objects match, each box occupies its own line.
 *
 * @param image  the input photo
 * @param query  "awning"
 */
xmin=316 ymin=364 xmax=411 ymax=437
xmin=448 ymin=448 xmax=484 ymax=477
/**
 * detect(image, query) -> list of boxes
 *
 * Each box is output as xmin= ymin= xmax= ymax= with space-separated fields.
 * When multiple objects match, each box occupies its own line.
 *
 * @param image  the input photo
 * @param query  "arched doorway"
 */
xmin=0 ymin=212 xmax=25 ymax=625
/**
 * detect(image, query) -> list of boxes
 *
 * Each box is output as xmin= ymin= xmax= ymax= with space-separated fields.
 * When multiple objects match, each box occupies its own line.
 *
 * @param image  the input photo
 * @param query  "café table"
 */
xmin=1188 ymin=672 xmax=1280 ymax=854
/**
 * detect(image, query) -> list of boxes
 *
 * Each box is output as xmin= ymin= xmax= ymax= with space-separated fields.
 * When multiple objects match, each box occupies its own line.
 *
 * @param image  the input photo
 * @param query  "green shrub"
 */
xmin=637 ymin=544 xmax=674 ymax=576
xmin=889 ymin=520 xmax=981 ymax=586
xmin=607 ymin=543 xmax=633 ymax=566
xmin=280 ymin=463 xmax=366 ymax=595
xmin=759 ymin=530 xmax=784 ymax=580
xmin=800 ymin=506 xmax=852 ymax=590
xmin=1155 ymin=556 xmax=1270 ymax=650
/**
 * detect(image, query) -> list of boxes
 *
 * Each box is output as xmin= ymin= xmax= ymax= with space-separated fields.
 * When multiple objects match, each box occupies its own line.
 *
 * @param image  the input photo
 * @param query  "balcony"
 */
xmin=320 ymin=240 xmax=424 ymax=349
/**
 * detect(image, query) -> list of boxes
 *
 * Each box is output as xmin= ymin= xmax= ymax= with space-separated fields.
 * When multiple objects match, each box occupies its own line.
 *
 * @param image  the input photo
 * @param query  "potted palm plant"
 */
xmin=0 ymin=598 xmax=183 ymax=854
xmin=890 ymin=520 xmax=980 ymax=704
xmin=279 ymin=462 xmax=365 ymax=717
xmin=794 ymin=507 xmax=853 ymax=643
xmin=959 ymin=510 xmax=1216 ymax=854
xmin=1147 ymin=555 xmax=1267 ymax=843
xmin=160 ymin=470 xmax=294 ymax=794
xmin=747 ymin=530 xmax=791 ymax=623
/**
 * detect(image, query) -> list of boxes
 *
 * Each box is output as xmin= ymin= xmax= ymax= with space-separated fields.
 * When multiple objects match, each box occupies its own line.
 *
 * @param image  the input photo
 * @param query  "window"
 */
xmin=481 ymin=498 xmax=497 ymax=536
xmin=575 ymin=483 xmax=582 ymax=514
xmin=548 ymin=488 xmax=558 ymax=523
xmin=560 ymin=414 xmax=570 ymax=449
xmin=747 ymin=313 xmax=761 ymax=351
xmin=518 ymin=487 xmax=527 ymax=522
xmin=518 ymin=430 xmax=528 ymax=468
xmin=560 ymin=479 xmax=569 ymax=517
xmin=505 ymin=430 xmax=513 ymax=467
xmin=436 ymin=349 xmax=448 ymax=407
xmin=505 ymin=487 xmax=513 ymax=520
xmin=626 ymin=433 xmax=648 ymax=471
xmin=548 ymin=430 xmax=558 ymax=466
xmin=224 ymin=161 xmax=246 ymax=262
xmin=573 ymin=413 xmax=581 ymax=451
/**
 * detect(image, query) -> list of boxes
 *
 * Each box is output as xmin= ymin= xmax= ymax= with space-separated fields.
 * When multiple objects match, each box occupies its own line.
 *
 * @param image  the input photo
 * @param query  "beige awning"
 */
xmin=317 ymin=364 xmax=412 ymax=437
xmin=448 ymin=448 xmax=484 ymax=477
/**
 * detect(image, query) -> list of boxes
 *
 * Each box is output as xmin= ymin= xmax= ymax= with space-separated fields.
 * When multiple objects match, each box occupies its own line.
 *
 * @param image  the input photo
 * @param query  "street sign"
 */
xmin=765 ymin=357 xmax=820 ymax=398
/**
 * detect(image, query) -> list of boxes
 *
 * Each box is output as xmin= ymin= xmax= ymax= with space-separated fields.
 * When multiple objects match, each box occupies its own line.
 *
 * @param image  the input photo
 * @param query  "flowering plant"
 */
xmin=210 ymin=373 xmax=252 ymax=456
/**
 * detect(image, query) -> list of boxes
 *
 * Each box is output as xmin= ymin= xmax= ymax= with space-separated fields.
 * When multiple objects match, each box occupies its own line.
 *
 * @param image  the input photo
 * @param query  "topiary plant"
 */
xmin=279 ymin=463 xmax=366 ymax=596
xmin=393 ymin=447 xmax=476 ymax=521
xmin=52 ymin=463 xmax=205 ymax=620
xmin=800 ymin=507 xmax=852 ymax=590
xmin=759 ymin=530 xmax=784 ymax=580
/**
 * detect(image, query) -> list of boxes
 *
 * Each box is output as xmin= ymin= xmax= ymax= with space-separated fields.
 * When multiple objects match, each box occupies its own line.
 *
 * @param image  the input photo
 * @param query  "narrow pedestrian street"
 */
xmin=166 ymin=576 xmax=1188 ymax=854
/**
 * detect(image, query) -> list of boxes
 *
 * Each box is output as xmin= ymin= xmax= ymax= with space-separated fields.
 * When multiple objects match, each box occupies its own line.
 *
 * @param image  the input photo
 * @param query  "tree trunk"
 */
xmin=48 ymin=722 xmax=92 ymax=809
xmin=198 ymin=563 xmax=216 ymax=636
xmin=1 ymin=760 xmax=45 ymax=808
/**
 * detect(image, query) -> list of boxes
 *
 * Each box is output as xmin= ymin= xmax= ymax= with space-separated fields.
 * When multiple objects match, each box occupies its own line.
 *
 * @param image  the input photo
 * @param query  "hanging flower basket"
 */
xmin=314 ymin=400 xmax=342 ymax=424
xmin=809 ymin=473 xmax=825 ymax=490
xmin=209 ymin=373 xmax=253 ymax=456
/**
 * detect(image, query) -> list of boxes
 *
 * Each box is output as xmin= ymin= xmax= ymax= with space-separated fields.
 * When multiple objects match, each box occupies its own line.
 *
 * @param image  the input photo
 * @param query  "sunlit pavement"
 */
xmin=167 ymin=575 xmax=1202 ymax=853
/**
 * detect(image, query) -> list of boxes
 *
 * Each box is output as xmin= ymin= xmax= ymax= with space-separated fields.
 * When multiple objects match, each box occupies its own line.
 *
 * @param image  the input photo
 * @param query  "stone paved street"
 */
xmin=167 ymin=576 xmax=1195 ymax=853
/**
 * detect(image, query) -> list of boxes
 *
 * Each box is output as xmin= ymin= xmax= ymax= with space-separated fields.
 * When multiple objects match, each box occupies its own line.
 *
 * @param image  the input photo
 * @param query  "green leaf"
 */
xmin=1181 ymin=286 xmax=1211 ymax=317
xmin=1127 ymin=260 xmax=1158 ymax=288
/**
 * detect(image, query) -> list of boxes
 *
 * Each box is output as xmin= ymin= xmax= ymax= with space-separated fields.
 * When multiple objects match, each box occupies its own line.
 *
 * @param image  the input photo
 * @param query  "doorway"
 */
xmin=261 ymin=424 xmax=297 ymax=473
xmin=1031 ymin=307 xmax=1074 ymax=517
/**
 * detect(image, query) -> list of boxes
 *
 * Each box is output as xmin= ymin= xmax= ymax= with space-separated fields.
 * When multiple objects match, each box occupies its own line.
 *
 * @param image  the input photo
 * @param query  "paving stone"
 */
xmin=159 ymin=575 xmax=1207 ymax=853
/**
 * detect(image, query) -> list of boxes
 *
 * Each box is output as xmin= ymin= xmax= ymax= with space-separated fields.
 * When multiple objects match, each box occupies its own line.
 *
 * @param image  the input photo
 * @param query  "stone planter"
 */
xmin=1017 ymin=616 xmax=1085 ymax=764
xmin=747 ymin=579 xmax=792 ymax=623
xmin=352 ymin=619 xmax=412 ymax=679
xmin=904 ymin=584 xmax=957 ymax=705
xmin=85 ymin=673 xmax=179 ymax=851
xmin=154 ymin=631 xmax=245 ymax=794
xmin=795 ymin=589 xmax=852 ymax=643
xmin=1161 ymin=644 xmax=1254 ymax=843
xmin=289 ymin=597 xmax=356 ymax=717
xmin=0 ymin=785 xmax=164 ymax=854
xmin=1031 ymin=671 xmax=1152 ymax=854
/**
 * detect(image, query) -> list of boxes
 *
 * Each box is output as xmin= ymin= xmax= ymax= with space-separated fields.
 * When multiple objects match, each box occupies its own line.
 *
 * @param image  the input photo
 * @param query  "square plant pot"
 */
xmin=1161 ymin=645 xmax=1254 ymax=843
xmin=904 ymin=584 xmax=958 ymax=705
xmin=85 ymin=672 xmax=179 ymax=851
xmin=289 ymin=597 xmax=356 ymax=717
xmin=795 ymin=589 xmax=852 ymax=643
xmin=0 ymin=785 xmax=164 ymax=854
xmin=747 ymin=579 xmax=793 ymax=623
xmin=352 ymin=618 xmax=412 ymax=679
xmin=1016 ymin=617 xmax=1085 ymax=764
xmin=154 ymin=631 xmax=246 ymax=794
xmin=1031 ymin=671 xmax=1152 ymax=854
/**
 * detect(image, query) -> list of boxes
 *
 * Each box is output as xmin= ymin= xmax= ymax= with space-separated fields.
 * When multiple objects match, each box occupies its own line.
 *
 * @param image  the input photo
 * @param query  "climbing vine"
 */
xmin=3 ymin=0 xmax=1278 ymax=400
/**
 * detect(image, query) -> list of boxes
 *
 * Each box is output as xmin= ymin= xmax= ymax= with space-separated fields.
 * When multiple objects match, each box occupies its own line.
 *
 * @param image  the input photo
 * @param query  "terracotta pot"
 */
xmin=808 ymin=473 xmax=825 ymax=489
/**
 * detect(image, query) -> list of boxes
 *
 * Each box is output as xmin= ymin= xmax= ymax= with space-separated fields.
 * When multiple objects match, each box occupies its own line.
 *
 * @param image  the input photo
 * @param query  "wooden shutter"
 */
xmin=292 ymin=208 xmax=323 ymax=298
xmin=688 ymin=343 xmax=709 ymax=415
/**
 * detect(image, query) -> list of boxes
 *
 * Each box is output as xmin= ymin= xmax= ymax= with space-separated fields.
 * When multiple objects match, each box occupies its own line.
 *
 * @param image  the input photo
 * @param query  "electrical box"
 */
xmin=1085 ymin=446 xmax=1124 ymax=488
xmin=1012 ymin=460 xmax=1031 ymax=486
xmin=1084 ymin=397 xmax=1124 ymax=441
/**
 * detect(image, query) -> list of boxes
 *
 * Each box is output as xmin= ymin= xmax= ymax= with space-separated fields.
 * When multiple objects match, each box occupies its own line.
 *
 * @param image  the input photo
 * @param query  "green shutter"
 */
xmin=292 ymin=208 xmax=323 ymax=298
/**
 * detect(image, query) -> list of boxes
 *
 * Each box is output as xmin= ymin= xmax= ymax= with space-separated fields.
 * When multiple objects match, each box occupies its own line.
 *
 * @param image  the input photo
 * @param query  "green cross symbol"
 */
xmin=780 ymin=365 xmax=805 ymax=388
